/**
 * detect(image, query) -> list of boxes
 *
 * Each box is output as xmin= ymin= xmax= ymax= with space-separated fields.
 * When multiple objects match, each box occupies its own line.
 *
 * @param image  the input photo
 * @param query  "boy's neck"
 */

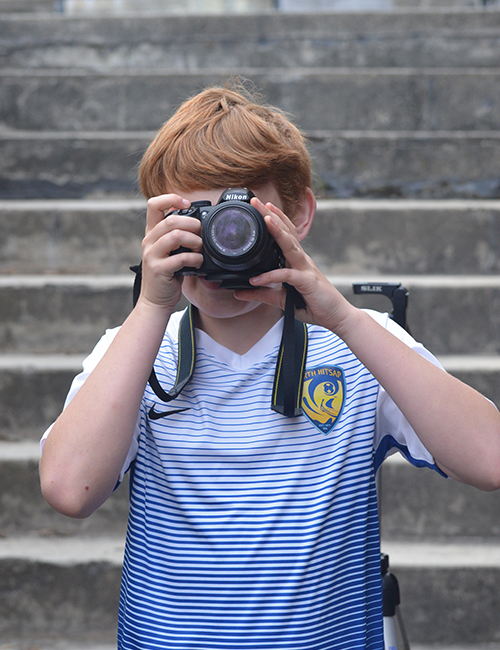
xmin=195 ymin=304 xmax=284 ymax=355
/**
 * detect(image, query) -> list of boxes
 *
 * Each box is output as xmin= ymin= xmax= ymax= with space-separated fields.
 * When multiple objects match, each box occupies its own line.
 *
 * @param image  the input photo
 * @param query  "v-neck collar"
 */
xmin=195 ymin=317 xmax=284 ymax=371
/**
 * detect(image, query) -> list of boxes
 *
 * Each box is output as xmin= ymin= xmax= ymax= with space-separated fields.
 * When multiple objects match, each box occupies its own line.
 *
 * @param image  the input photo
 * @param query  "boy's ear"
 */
xmin=294 ymin=187 xmax=316 ymax=242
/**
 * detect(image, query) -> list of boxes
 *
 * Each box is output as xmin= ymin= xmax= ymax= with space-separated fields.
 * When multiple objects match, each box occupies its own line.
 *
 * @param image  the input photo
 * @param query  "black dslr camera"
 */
xmin=170 ymin=188 xmax=285 ymax=289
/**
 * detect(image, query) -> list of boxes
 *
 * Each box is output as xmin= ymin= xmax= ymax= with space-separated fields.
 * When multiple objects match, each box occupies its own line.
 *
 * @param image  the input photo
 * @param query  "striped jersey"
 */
xmin=45 ymin=309 xmax=444 ymax=649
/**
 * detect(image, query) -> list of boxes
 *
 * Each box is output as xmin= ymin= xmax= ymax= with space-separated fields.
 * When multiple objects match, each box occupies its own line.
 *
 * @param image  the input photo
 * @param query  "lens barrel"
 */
xmin=202 ymin=203 xmax=269 ymax=271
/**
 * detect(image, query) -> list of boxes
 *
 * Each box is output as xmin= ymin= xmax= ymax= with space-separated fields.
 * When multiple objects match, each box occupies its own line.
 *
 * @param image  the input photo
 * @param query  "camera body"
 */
xmin=171 ymin=188 xmax=285 ymax=289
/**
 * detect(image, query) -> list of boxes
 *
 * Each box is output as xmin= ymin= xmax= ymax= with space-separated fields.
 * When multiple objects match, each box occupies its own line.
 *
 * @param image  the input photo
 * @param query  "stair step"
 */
xmin=0 ymin=0 xmax=54 ymax=11
xmin=1 ymin=273 xmax=498 ymax=354
xmin=0 ymin=275 xmax=133 ymax=354
xmin=312 ymin=129 xmax=500 ymax=199
xmin=2 ymin=67 xmax=500 ymax=132
xmin=4 ymin=198 xmax=500 ymax=275
xmin=0 ymin=441 xmax=129 ymax=536
xmin=1 ymin=535 xmax=499 ymax=645
xmin=2 ymin=11 xmax=500 ymax=70
xmin=0 ymin=131 xmax=146 ymax=200
xmin=1 ymin=352 xmax=496 ymax=442
xmin=0 ymin=536 xmax=122 ymax=644
xmin=4 ymin=436 xmax=500 ymax=539
xmin=0 ymin=535 xmax=125 ymax=564
xmin=343 ymin=273 xmax=500 ymax=356
xmin=380 ymin=453 xmax=500 ymax=540
xmin=2 ymin=130 xmax=500 ymax=199
xmin=385 ymin=547 xmax=500 ymax=646
xmin=308 ymin=199 xmax=500 ymax=275
xmin=0 ymin=198 xmax=145 ymax=274
xmin=0 ymin=354 xmax=84 ymax=442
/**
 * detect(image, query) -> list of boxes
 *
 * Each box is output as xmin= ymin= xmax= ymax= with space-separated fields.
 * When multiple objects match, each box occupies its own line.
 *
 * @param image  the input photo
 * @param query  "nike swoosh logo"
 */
xmin=149 ymin=406 xmax=191 ymax=421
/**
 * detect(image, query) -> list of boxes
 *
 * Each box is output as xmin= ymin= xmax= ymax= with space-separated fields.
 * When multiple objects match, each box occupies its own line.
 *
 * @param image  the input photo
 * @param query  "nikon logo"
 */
xmin=225 ymin=192 xmax=246 ymax=201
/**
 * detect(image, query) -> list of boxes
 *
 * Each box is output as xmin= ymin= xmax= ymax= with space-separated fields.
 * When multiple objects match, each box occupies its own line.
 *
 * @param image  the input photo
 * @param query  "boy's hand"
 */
xmin=139 ymin=194 xmax=203 ymax=311
xmin=235 ymin=197 xmax=355 ymax=337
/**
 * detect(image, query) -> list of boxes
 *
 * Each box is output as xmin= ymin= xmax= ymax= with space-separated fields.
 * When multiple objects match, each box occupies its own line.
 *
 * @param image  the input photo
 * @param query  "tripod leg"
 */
xmin=396 ymin=607 xmax=411 ymax=650
xmin=383 ymin=614 xmax=399 ymax=650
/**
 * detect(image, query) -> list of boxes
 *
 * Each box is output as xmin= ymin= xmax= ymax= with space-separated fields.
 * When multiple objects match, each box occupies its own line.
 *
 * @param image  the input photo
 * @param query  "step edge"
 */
xmin=382 ymin=540 xmax=500 ymax=568
xmin=3 ymin=272 xmax=500 ymax=288
xmin=1 ymin=535 xmax=498 ymax=568
xmin=3 ymin=128 xmax=500 ymax=139
xmin=0 ymin=535 xmax=125 ymax=565
xmin=2 ymin=197 xmax=500 ymax=211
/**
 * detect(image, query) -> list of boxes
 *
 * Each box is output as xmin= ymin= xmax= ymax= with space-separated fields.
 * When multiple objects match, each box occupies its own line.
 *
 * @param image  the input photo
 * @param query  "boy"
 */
xmin=40 ymin=83 xmax=500 ymax=649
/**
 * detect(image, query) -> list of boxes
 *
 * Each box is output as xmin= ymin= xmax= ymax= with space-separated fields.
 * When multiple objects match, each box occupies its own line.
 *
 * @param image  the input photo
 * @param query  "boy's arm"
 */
xmin=40 ymin=302 xmax=173 ymax=518
xmin=238 ymin=198 xmax=500 ymax=492
xmin=338 ymin=307 xmax=500 ymax=490
xmin=40 ymin=194 xmax=203 ymax=518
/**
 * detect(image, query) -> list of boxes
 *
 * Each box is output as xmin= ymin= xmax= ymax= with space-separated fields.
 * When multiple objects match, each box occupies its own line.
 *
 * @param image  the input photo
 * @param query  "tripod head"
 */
xmin=352 ymin=282 xmax=409 ymax=333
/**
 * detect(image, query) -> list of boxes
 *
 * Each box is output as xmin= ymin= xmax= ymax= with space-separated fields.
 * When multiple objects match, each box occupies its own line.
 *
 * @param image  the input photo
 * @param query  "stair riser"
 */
xmin=0 ymin=0 xmax=54 ymax=11
xmin=0 ymin=559 xmax=120 ymax=643
xmin=0 ymin=282 xmax=498 ymax=354
xmin=0 ymin=556 xmax=498 ymax=645
xmin=0 ymin=458 xmax=129 ymax=536
xmin=312 ymin=133 xmax=500 ymax=199
xmin=2 ymin=71 xmax=500 ymax=132
xmin=0 ymin=136 xmax=145 ymax=200
xmin=0 ymin=366 xmax=77 ymax=442
xmin=1 ymin=365 xmax=498 ymax=443
xmin=0 ymin=284 xmax=133 ymax=353
xmin=380 ymin=460 xmax=500 ymax=541
xmin=2 ymin=134 xmax=500 ymax=200
xmin=0 ymin=205 xmax=144 ymax=275
xmin=395 ymin=566 xmax=500 ymax=645
xmin=3 ymin=450 xmax=499 ymax=539
xmin=5 ymin=203 xmax=500 ymax=276
xmin=307 ymin=204 xmax=500 ymax=275
xmin=3 ymin=13 xmax=500 ymax=70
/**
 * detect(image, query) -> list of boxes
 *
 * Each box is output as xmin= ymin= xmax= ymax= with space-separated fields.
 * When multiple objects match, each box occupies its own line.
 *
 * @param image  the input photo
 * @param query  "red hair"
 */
xmin=138 ymin=82 xmax=312 ymax=217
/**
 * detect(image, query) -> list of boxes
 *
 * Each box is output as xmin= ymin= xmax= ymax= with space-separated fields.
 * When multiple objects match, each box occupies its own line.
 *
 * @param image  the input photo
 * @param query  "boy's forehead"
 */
xmin=173 ymin=183 xmax=283 ymax=208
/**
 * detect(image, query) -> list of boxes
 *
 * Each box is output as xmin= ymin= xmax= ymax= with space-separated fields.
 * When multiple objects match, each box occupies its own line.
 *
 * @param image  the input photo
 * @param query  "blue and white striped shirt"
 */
xmin=44 ymin=309 xmax=443 ymax=649
xmin=114 ymin=310 xmax=441 ymax=649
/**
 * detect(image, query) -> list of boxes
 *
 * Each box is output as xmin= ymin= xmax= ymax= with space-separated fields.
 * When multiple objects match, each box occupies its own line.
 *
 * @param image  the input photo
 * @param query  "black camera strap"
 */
xmin=271 ymin=285 xmax=308 ymax=417
xmin=131 ymin=263 xmax=307 ymax=418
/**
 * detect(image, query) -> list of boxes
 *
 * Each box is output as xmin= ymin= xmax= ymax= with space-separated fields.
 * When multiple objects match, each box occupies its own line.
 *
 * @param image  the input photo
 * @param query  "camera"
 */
xmin=170 ymin=188 xmax=285 ymax=289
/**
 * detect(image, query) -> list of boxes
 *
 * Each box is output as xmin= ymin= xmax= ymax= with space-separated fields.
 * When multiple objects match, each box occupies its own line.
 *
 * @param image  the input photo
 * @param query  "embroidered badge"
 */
xmin=302 ymin=366 xmax=346 ymax=435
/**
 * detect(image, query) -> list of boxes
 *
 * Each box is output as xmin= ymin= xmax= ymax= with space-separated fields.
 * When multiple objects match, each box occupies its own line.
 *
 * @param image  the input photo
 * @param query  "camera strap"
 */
xmin=271 ymin=285 xmax=308 ymax=417
xmin=131 ymin=263 xmax=307 ymax=418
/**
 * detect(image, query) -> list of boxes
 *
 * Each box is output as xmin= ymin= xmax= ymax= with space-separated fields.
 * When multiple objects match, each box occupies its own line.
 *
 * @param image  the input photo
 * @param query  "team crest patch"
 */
xmin=302 ymin=366 xmax=346 ymax=435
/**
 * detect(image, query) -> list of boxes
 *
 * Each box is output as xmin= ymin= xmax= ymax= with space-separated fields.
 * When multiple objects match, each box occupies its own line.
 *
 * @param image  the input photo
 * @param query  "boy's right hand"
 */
xmin=139 ymin=194 xmax=203 ymax=312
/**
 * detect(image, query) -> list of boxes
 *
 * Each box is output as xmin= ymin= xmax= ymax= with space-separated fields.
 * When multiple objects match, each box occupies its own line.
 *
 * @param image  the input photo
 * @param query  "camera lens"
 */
xmin=209 ymin=208 xmax=257 ymax=257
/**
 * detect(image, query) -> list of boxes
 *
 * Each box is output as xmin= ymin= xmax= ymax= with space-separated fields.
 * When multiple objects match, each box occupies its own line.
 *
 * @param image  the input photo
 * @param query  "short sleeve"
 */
xmin=39 ymin=326 xmax=141 ymax=483
xmin=367 ymin=310 xmax=448 ymax=476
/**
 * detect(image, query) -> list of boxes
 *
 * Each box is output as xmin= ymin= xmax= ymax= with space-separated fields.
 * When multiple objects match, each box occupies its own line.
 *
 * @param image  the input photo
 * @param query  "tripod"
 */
xmin=352 ymin=282 xmax=411 ymax=650
xmin=381 ymin=552 xmax=410 ymax=650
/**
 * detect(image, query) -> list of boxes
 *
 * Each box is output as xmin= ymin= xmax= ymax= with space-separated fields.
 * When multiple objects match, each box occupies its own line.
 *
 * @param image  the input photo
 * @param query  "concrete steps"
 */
xmin=3 ymin=129 xmax=500 ymax=200
xmin=2 ymin=3 xmax=500 ymax=648
xmin=3 ymin=272 xmax=500 ymax=355
xmin=2 ymin=11 xmax=500 ymax=70
xmin=2 ymin=68 xmax=500 ymax=132
xmin=2 ymin=198 xmax=500 ymax=276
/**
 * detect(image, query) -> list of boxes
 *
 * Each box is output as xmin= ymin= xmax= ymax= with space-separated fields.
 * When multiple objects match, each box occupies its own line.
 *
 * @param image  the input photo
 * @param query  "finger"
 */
xmin=251 ymin=197 xmax=298 ymax=238
xmin=143 ymin=213 xmax=202 ymax=257
xmin=147 ymin=229 xmax=203 ymax=260
xmin=145 ymin=194 xmax=191 ymax=234
xmin=263 ymin=214 xmax=311 ymax=271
